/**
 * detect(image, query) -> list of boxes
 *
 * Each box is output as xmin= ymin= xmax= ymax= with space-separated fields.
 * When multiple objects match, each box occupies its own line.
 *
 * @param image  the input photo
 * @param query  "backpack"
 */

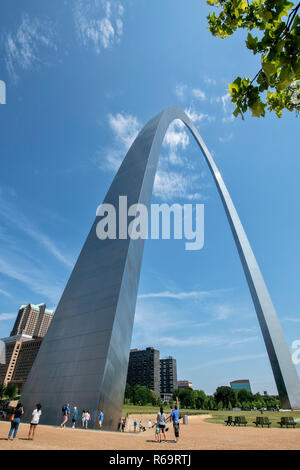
xmin=62 ymin=405 xmax=67 ymax=414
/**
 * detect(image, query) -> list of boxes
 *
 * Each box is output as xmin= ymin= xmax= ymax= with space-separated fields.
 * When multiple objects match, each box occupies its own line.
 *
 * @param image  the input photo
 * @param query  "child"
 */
xmin=155 ymin=422 xmax=160 ymax=442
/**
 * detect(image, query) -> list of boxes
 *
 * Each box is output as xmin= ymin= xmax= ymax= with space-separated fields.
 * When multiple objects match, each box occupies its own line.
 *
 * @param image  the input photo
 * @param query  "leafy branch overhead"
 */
xmin=207 ymin=0 xmax=300 ymax=118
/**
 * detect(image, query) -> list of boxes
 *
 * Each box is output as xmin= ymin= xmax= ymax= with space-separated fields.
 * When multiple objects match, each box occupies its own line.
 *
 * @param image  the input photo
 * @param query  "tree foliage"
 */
xmin=207 ymin=0 xmax=300 ymax=118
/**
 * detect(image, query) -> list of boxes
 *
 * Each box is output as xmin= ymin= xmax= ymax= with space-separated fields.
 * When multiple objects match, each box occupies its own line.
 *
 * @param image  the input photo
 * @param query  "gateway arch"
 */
xmin=21 ymin=106 xmax=300 ymax=430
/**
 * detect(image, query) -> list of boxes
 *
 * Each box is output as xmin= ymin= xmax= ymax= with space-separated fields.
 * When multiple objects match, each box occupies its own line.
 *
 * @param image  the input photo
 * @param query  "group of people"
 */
xmin=5 ymin=399 xmax=180 ymax=443
xmin=7 ymin=403 xmax=42 ymax=441
xmin=131 ymin=397 xmax=181 ymax=443
xmin=61 ymin=404 xmax=104 ymax=429
xmin=155 ymin=396 xmax=180 ymax=443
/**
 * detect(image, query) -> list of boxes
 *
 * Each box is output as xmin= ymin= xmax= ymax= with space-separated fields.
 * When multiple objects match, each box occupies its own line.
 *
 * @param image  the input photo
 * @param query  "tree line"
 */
xmin=124 ymin=383 xmax=281 ymax=410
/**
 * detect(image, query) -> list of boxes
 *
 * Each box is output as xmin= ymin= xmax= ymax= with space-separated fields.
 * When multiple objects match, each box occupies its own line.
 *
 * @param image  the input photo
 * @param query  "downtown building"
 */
xmin=160 ymin=356 xmax=177 ymax=401
xmin=0 ymin=303 xmax=53 ymax=392
xmin=230 ymin=379 xmax=252 ymax=393
xmin=127 ymin=347 xmax=161 ymax=397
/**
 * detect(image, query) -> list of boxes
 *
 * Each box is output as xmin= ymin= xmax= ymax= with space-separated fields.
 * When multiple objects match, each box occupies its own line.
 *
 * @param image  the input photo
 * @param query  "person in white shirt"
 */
xmin=148 ymin=419 xmax=152 ymax=430
xmin=28 ymin=404 xmax=42 ymax=440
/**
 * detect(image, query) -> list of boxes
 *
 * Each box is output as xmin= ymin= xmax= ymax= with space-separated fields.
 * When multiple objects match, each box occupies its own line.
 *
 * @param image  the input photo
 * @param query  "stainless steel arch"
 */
xmin=21 ymin=106 xmax=300 ymax=431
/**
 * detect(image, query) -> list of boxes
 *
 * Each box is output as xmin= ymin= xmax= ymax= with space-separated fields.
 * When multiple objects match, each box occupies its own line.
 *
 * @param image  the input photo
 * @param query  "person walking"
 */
xmin=148 ymin=419 xmax=152 ymax=430
xmin=84 ymin=410 xmax=90 ymax=429
xmin=155 ymin=421 xmax=160 ymax=442
xmin=72 ymin=406 xmax=78 ymax=429
xmin=28 ymin=404 xmax=42 ymax=440
xmin=8 ymin=403 xmax=24 ymax=441
xmin=98 ymin=410 xmax=104 ymax=429
xmin=60 ymin=403 xmax=70 ymax=428
xmin=133 ymin=418 xmax=137 ymax=432
xmin=157 ymin=406 xmax=167 ymax=442
xmin=121 ymin=418 xmax=125 ymax=432
xmin=170 ymin=396 xmax=180 ymax=443
xmin=81 ymin=410 xmax=86 ymax=428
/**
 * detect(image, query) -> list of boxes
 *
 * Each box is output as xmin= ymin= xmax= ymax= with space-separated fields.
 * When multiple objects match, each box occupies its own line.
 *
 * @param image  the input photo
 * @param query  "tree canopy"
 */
xmin=207 ymin=0 xmax=300 ymax=118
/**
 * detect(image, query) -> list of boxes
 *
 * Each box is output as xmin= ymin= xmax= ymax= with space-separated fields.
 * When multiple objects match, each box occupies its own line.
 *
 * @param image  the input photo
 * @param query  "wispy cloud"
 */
xmin=192 ymin=88 xmax=206 ymax=101
xmin=0 ymin=313 xmax=17 ymax=322
xmin=0 ymin=288 xmax=13 ymax=299
xmin=187 ymin=353 xmax=267 ymax=370
xmin=0 ymin=255 xmax=63 ymax=304
xmin=204 ymin=77 xmax=217 ymax=86
xmin=0 ymin=192 xmax=73 ymax=269
xmin=100 ymin=112 xmax=141 ymax=171
xmin=174 ymin=84 xmax=187 ymax=100
xmin=4 ymin=13 xmax=56 ymax=81
xmin=219 ymin=133 xmax=233 ymax=143
xmin=282 ymin=317 xmax=300 ymax=323
xmin=138 ymin=289 xmax=220 ymax=300
xmin=73 ymin=0 xmax=124 ymax=53
xmin=185 ymin=107 xmax=215 ymax=124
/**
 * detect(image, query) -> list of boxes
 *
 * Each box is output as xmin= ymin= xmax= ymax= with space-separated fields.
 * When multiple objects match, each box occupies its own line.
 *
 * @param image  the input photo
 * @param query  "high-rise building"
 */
xmin=127 ymin=347 xmax=160 ymax=397
xmin=177 ymin=380 xmax=193 ymax=389
xmin=230 ymin=379 xmax=252 ymax=393
xmin=10 ymin=303 xmax=53 ymax=338
xmin=0 ymin=303 xmax=53 ymax=392
xmin=160 ymin=356 xmax=177 ymax=401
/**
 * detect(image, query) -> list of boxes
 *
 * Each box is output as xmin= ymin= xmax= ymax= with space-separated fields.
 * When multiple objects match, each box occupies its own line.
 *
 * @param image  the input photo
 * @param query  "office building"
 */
xmin=0 ymin=303 xmax=53 ymax=392
xmin=160 ymin=356 xmax=177 ymax=401
xmin=230 ymin=379 xmax=252 ymax=393
xmin=127 ymin=347 xmax=160 ymax=397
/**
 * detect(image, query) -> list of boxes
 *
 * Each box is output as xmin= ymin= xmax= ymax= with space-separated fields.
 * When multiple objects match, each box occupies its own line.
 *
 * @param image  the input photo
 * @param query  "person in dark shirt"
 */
xmin=170 ymin=396 xmax=180 ymax=443
xmin=8 ymin=403 xmax=24 ymax=440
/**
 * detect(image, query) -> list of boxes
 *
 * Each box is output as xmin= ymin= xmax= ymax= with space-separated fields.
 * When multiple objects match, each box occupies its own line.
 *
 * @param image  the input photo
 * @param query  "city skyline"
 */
xmin=0 ymin=0 xmax=299 ymax=397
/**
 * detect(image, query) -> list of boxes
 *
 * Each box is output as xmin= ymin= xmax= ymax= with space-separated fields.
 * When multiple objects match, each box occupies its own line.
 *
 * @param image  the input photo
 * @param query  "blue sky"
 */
xmin=0 ymin=0 xmax=299 ymax=395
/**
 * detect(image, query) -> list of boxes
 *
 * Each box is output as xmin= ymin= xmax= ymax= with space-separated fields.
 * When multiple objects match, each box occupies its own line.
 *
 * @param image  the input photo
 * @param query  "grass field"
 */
xmin=122 ymin=405 xmax=300 ymax=428
xmin=205 ymin=409 xmax=300 ymax=428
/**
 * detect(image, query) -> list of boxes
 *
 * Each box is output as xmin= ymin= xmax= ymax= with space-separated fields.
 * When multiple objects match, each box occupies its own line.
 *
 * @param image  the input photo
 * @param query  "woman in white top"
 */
xmin=157 ymin=407 xmax=167 ymax=442
xmin=28 ymin=404 xmax=42 ymax=440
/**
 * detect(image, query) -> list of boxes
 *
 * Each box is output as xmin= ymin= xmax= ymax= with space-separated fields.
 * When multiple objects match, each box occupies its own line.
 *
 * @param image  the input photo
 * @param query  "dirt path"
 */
xmin=1 ymin=414 xmax=300 ymax=450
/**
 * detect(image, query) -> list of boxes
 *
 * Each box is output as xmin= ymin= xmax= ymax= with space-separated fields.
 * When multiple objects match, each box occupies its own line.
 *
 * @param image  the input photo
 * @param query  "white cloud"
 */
xmin=219 ymin=133 xmax=233 ymax=143
xmin=175 ymin=84 xmax=187 ymax=100
xmin=164 ymin=120 xmax=189 ymax=152
xmin=138 ymin=290 xmax=219 ymax=300
xmin=153 ymin=170 xmax=188 ymax=200
xmin=188 ymin=353 xmax=267 ymax=370
xmin=0 ymin=190 xmax=73 ymax=269
xmin=282 ymin=317 xmax=300 ymax=323
xmin=73 ymin=0 xmax=124 ymax=53
xmin=185 ymin=107 xmax=215 ymax=124
xmin=4 ymin=13 xmax=56 ymax=81
xmin=204 ymin=77 xmax=217 ymax=86
xmin=0 ymin=313 xmax=17 ymax=322
xmin=192 ymin=88 xmax=206 ymax=101
xmin=0 ymin=288 xmax=13 ymax=299
xmin=101 ymin=112 xmax=141 ymax=171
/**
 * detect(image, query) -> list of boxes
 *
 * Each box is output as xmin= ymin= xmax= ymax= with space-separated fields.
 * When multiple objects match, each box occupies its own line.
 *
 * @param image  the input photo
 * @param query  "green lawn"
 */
xmin=122 ymin=406 xmax=300 ymax=428
xmin=205 ymin=410 xmax=300 ymax=428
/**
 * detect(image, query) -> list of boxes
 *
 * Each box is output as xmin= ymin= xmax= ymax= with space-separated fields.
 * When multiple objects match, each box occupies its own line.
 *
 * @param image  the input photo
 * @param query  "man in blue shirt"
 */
xmin=99 ymin=410 xmax=104 ymax=429
xmin=72 ymin=406 xmax=78 ymax=428
xmin=170 ymin=396 xmax=180 ymax=443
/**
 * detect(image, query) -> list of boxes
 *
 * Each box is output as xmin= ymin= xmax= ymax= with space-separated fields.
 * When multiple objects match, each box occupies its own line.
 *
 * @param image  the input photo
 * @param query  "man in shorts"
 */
xmin=170 ymin=396 xmax=180 ymax=443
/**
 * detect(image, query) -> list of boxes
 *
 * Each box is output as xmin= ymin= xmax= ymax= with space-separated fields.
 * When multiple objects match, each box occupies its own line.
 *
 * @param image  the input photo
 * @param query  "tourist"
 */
xmin=60 ymin=403 xmax=70 ymax=428
xmin=157 ymin=406 xmax=167 ymax=442
xmin=148 ymin=419 xmax=152 ymax=430
xmin=72 ymin=406 xmax=78 ymax=429
xmin=170 ymin=396 xmax=180 ymax=443
xmin=82 ymin=410 xmax=86 ymax=428
xmin=121 ymin=418 xmax=125 ymax=432
xmin=84 ymin=410 xmax=90 ymax=429
xmin=8 ymin=402 xmax=24 ymax=440
xmin=28 ymin=404 xmax=42 ymax=440
xmin=99 ymin=409 xmax=104 ymax=429
xmin=133 ymin=418 xmax=137 ymax=432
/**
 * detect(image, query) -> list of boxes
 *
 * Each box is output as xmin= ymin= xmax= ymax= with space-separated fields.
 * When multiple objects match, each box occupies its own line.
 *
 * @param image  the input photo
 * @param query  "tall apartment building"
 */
xmin=0 ymin=303 xmax=53 ymax=392
xmin=160 ymin=356 xmax=177 ymax=401
xmin=10 ymin=303 xmax=53 ymax=338
xmin=127 ymin=347 xmax=160 ymax=397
